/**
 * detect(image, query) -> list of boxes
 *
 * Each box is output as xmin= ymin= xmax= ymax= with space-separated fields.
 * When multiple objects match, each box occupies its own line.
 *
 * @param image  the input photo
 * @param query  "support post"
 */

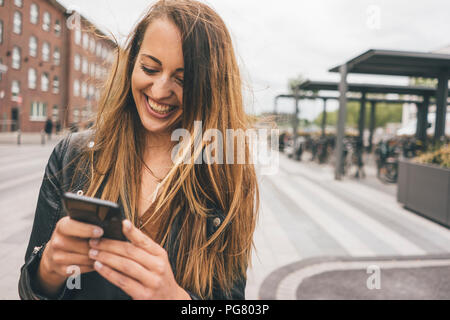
xmin=293 ymin=90 xmax=300 ymax=140
xmin=358 ymin=91 xmax=367 ymax=150
xmin=434 ymin=71 xmax=448 ymax=144
xmin=416 ymin=95 xmax=429 ymax=145
xmin=321 ymin=98 xmax=327 ymax=137
xmin=368 ymin=101 xmax=376 ymax=152
xmin=334 ymin=64 xmax=348 ymax=180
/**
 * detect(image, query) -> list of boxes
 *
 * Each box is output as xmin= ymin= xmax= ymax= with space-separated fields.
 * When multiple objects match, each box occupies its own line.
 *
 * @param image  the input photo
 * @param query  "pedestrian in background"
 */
xmin=44 ymin=118 xmax=53 ymax=141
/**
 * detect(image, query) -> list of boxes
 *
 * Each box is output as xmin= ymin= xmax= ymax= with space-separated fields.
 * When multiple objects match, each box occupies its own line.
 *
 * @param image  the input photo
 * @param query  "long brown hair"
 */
xmin=71 ymin=0 xmax=259 ymax=299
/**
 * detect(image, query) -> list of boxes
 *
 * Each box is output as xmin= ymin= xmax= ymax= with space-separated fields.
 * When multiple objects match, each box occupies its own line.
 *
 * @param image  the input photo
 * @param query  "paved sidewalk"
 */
xmin=244 ymin=152 xmax=450 ymax=299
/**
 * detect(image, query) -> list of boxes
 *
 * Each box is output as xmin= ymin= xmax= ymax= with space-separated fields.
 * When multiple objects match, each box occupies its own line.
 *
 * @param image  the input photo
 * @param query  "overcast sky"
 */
xmin=59 ymin=0 xmax=450 ymax=120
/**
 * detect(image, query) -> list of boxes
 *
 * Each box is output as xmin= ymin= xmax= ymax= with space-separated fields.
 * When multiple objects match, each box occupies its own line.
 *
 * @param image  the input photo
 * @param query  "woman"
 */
xmin=19 ymin=0 xmax=259 ymax=300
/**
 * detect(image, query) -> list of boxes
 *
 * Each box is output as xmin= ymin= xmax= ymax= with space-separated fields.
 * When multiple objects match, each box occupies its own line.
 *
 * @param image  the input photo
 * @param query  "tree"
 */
xmin=313 ymin=101 xmax=403 ymax=128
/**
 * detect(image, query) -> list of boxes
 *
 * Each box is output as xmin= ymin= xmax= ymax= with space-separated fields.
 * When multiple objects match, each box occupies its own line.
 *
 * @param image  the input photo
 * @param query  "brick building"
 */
xmin=0 ymin=0 xmax=116 ymax=133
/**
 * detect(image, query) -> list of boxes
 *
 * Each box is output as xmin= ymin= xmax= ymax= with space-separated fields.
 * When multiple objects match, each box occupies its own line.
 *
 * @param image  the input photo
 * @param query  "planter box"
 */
xmin=397 ymin=160 xmax=450 ymax=227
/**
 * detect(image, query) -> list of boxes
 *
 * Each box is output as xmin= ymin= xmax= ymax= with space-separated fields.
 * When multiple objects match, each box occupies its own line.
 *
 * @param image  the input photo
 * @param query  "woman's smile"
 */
xmin=143 ymin=93 xmax=180 ymax=119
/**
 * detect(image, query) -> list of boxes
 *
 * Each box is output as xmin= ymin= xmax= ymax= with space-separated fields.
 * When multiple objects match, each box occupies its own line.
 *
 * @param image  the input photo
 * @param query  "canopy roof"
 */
xmin=329 ymin=49 xmax=450 ymax=78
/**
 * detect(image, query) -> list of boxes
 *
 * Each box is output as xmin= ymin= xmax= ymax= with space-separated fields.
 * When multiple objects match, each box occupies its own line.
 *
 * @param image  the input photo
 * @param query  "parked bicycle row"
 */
xmin=277 ymin=131 xmax=435 ymax=184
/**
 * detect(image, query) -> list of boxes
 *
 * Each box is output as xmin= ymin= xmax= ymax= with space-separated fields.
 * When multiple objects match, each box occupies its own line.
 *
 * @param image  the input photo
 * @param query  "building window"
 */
xmin=74 ymin=54 xmax=80 ymax=71
xmin=73 ymin=108 xmax=80 ymax=123
xmin=75 ymin=28 xmax=81 ymax=45
xmin=83 ymin=33 xmax=89 ymax=50
xmin=88 ymin=85 xmax=95 ymax=100
xmin=53 ymin=47 xmax=60 ymax=65
xmin=30 ymin=102 xmax=47 ymax=121
xmin=29 ymin=36 xmax=38 ymax=57
xmin=81 ymin=82 xmax=87 ymax=99
xmin=30 ymin=3 xmax=39 ymax=24
xmin=54 ymin=19 xmax=61 ymax=36
xmin=52 ymin=105 xmax=59 ymax=122
xmin=12 ymin=46 xmax=21 ymax=69
xmin=0 ymin=20 xmax=3 ymax=44
xmin=42 ymin=12 xmax=51 ymax=32
xmin=82 ymin=58 xmax=88 ymax=74
xmin=13 ymin=11 xmax=22 ymax=34
xmin=73 ymin=80 xmax=80 ymax=96
xmin=42 ymin=42 xmax=50 ymax=61
xmin=28 ymin=68 xmax=37 ymax=89
xmin=0 ymin=0 xmax=4 ymax=6
xmin=90 ymin=62 xmax=95 ymax=78
xmin=52 ymin=76 xmax=59 ymax=94
xmin=11 ymin=80 xmax=20 ymax=97
xmin=90 ymin=38 xmax=96 ymax=54
xmin=41 ymin=73 xmax=49 ymax=92
xmin=14 ymin=0 xmax=22 ymax=8
xmin=96 ymin=43 xmax=102 ymax=57
xmin=0 ymin=58 xmax=3 ymax=81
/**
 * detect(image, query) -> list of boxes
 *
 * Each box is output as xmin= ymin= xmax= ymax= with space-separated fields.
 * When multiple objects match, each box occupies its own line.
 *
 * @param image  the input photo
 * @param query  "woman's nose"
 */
xmin=151 ymin=76 xmax=172 ymax=99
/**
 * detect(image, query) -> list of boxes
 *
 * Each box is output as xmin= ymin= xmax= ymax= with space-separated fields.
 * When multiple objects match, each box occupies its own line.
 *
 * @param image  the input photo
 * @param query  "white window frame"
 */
xmin=13 ymin=11 xmax=22 ymax=34
xmin=12 ymin=46 xmax=21 ymax=70
xmin=75 ymin=28 xmax=81 ymax=45
xmin=28 ymin=68 xmax=37 ymax=89
xmin=54 ymin=19 xmax=61 ymax=36
xmin=53 ymin=47 xmax=60 ymax=65
xmin=83 ymin=33 xmax=89 ymax=50
xmin=42 ymin=12 xmax=51 ymax=32
xmin=41 ymin=73 xmax=49 ymax=92
xmin=11 ymin=80 xmax=20 ymax=97
xmin=30 ymin=3 xmax=39 ymax=25
xmin=30 ymin=102 xmax=47 ymax=121
xmin=52 ymin=76 xmax=59 ymax=94
xmin=29 ymin=36 xmax=38 ymax=57
xmin=73 ymin=79 xmax=80 ymax=97
xmin=82 ymin=58 xmax=88 ymax=75
xmin=42 ymin=42 xmax=50 ymax=62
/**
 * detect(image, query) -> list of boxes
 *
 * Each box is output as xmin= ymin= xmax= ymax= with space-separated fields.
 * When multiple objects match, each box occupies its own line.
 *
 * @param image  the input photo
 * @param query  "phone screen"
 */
xmin=62 ymin=192 xmax=127 ymax=241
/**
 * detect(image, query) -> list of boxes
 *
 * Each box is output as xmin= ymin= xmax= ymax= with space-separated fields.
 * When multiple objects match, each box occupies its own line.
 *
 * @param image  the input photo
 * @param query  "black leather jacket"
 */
xmin=18 ymin=130 xmax=246 ymax=300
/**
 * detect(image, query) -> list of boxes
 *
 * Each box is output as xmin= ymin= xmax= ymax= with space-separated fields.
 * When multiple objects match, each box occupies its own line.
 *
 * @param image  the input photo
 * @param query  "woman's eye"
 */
xmin=176 ymin=78 xmax=184 ymax=85
xmin=141 ymin=66 xmax=157 ymax=75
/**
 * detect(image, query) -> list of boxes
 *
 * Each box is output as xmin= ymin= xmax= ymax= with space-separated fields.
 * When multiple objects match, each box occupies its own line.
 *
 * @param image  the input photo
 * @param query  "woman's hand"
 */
xmin=88 ymin=220 xmax=191 ymax=300
xmin=38 ymin=216 xmax=103 ymax=295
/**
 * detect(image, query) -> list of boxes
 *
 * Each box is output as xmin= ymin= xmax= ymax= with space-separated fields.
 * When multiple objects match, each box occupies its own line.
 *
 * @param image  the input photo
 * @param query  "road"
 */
xmin=1 ymin=137 xmax=450 ymax=299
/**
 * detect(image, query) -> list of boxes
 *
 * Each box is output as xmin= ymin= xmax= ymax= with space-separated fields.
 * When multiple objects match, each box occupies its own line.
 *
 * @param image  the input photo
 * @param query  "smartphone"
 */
xmin=62 ymin=192 xmax=127 ymax=241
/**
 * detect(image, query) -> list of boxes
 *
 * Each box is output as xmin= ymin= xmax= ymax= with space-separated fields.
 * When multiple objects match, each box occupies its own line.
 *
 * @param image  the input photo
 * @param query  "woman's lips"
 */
xmin=143 ymin=94 xmax=179 ymax=120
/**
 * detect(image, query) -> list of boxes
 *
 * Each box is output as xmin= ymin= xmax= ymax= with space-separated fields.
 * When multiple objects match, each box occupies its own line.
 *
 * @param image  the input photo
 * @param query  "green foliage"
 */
xmin=313 ymin=101 xmax=403 ymax=128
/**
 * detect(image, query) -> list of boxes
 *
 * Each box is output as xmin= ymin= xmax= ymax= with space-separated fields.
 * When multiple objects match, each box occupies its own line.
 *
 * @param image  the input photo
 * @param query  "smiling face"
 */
xmin=131 ymin=18 xmax=184 ymax=135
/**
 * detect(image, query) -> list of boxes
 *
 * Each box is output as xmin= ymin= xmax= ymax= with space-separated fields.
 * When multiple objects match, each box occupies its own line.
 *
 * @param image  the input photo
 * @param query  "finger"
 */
xmin=122 ymin=220 xmax=165 ymax=256
xmin=93 ymin=260 xmax=151 ymax=300
xmin=89 ymin=238 xmax=164 ymax=274
xmin=57 ymin=216 xmax=103 ymax=239
xmin=88 ymin=249 xmax=160 ymax=289
xmin=52 ymin=235 xmax=90 ymax=255
xmin=52 ymin=251 xmax=95 ymax=267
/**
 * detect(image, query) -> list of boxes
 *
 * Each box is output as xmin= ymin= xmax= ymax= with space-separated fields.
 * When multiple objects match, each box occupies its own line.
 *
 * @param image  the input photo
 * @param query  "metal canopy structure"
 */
xmin=329 ymin=49 xmax=450 ymax=77
xmin=296 ymin=80 xmax=443 ymax=149
xmin=297 ymin=80 xmax=436 ymax=96
xmin=274 ymin=92 xmax=429 ymax=154
xmin=329 ymin=49 xmax=450 ymax=180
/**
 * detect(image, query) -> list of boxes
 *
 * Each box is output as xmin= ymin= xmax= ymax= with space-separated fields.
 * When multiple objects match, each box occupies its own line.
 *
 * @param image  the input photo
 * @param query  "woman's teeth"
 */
xmin=146 ymin=96 xmax=176 ymax=114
